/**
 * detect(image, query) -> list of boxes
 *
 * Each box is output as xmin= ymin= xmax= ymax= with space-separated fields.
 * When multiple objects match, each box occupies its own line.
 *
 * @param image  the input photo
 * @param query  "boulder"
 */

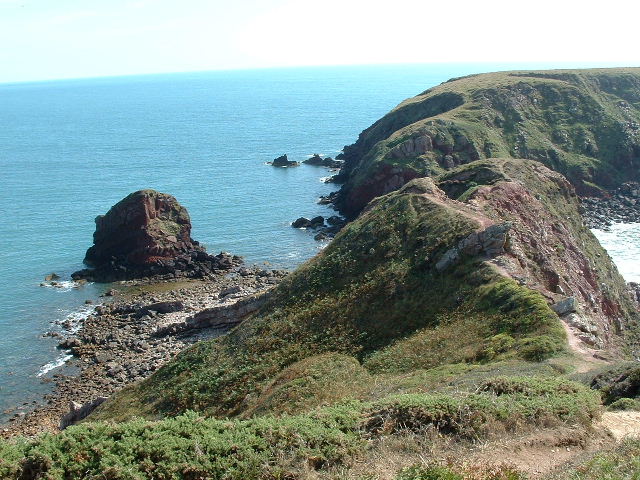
xmin=327 ymin=216 xmax=345 ymax=226
xmin=303 ymin=154 xmax=325 ymax=166
xmin=303 ymin=154 xmax=343 ymax=168
xmin=309 ymin=216 xmax=325 ymax=228
xmin=136 ymin=301 xmax=184 ymax=317
xmin=551 ymin=296 xmax=578 ymax=316
xmin=292 ymin=217 xmax=312 ymax=228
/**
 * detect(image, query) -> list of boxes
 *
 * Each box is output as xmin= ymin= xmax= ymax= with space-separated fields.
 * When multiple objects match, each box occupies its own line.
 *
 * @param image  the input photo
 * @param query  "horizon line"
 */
xmin=1 ymin=60 xmax=635 ymax=87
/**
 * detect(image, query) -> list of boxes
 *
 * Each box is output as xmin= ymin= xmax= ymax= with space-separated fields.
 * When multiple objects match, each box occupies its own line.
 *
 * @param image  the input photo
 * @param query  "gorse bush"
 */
xmin=396 ymin=463 xmax=525 ymax=480
xmin=0 ymin=377 xmax=599 ymax=479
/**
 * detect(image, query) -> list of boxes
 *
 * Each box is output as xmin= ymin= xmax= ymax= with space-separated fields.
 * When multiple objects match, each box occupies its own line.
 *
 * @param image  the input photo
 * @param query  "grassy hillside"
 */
xmin=3 ymin=68 xmax=640 ymax=477
xmin=334 ymin=68 xmax=640 ymax=217
xmin=89 ymin=160 xmax=592 ymax=424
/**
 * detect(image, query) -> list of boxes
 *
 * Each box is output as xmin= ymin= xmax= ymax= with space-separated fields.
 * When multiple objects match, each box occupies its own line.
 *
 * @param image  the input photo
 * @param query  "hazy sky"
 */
xmin=1 ymin=0 xmax=638 ymax=83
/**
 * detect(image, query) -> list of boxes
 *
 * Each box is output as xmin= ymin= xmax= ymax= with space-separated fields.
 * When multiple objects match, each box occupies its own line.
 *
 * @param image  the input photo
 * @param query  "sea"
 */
xmin=1 ymin=63 xmax=638 ymax=424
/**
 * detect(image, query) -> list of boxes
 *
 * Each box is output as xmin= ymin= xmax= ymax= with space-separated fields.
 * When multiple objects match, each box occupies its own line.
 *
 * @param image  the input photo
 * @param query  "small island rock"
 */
xmin=72 ymin=189 xmax=242 ymax=282
xmin=271 ymin=154 xmax=299 ymax=167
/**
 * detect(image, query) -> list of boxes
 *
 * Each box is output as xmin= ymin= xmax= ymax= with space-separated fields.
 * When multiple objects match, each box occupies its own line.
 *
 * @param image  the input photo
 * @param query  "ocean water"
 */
xmin=0 ymin=62 xmax=635 ymax=423
xmin=592 ymin=224 xmax=640 ymax=283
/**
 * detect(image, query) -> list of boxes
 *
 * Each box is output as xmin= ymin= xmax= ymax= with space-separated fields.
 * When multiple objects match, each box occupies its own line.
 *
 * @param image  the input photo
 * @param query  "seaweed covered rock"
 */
xmin=333 ymin=68 xmax=640 ymax=218
xmin=72 ymin=190 xmax=241 ymax=282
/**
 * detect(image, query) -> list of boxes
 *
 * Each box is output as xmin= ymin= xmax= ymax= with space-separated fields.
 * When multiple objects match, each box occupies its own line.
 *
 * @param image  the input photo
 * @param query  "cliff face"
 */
xmin=334 ymin=68 xmax=640 ymax=218
xmin=436 ymin=159 xmax=638 ymax=351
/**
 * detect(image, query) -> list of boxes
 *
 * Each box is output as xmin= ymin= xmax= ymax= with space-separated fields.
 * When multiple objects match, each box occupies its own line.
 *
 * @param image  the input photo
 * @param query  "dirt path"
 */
xmin=561 ymin=322 xmax=610 ymax=373
xmin=467 ymin=411 xmax=640 ymax=478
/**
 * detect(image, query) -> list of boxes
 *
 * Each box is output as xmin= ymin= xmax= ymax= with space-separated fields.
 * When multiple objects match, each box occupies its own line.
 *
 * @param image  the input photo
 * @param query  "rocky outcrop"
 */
xmin=59 ymin=397 xmax=107 ymax=429
xmin=72 ymin=190 xmax=242 ymax=282
xmin=270 ymin=154 xmax=299 ymax=167
xmin=435 ymin=222 xmax=512 ymax=272
xmin=291 ymin=215 xmax=345 ymax=241
xmin=332 ymin=68 xmax=640 ymax=218
xmin=155 ymin=291 xmax=271 ymax=336
xmin=303 ymin=154 xmax=343 ymax=168
xmin=434 ymin=159 xmax=639 ymax=351
xmin=582 ymin=182 xmax=640 ymax=229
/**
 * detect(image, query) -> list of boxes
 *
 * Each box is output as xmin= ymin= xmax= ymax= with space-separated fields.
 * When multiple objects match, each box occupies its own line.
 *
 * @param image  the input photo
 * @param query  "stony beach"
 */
xmin=1 ymin=265 xmax=286 ymax=439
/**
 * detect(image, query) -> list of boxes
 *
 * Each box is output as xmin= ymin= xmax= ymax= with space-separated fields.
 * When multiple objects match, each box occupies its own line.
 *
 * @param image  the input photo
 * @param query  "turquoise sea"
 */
xmin=0 ymin=63 xmax=635 ymax=423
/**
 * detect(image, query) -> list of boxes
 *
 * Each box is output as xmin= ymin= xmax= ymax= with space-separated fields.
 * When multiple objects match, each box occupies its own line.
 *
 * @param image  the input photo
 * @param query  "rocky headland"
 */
xmin=328 ymin=68 xmax=640 ymax=219
xmin=3 ymin=68 xmax=640 ymax=479
xmin=71 ymin=189 xmax=242 ymax=283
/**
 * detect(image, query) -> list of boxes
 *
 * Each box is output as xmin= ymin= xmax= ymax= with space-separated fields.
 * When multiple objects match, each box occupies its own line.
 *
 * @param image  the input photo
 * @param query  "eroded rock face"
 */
xmin=72 ymin=190 xmax=242 ymax=282
xmin=435 ymin=159 xmax=639 ymax=351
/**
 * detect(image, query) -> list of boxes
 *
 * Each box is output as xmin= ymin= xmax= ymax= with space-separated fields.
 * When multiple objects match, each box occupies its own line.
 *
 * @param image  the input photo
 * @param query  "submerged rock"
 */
xmin=72 ymin=189 xmax=242 ymax=282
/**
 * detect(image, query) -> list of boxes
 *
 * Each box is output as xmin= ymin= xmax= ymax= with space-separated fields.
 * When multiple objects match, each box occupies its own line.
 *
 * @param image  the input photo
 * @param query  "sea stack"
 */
xmin=72 ymin=189 xmax=241 ymax=282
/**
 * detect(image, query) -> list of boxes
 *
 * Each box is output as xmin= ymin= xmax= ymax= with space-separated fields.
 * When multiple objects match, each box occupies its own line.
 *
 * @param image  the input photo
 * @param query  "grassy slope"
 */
xmin=336 ymin=68 xmax=640 ymax=217
xmin=90 ymin=164 xmax=568 ymax=423
xmin=3 ymin=159 xmax=637 ymax=478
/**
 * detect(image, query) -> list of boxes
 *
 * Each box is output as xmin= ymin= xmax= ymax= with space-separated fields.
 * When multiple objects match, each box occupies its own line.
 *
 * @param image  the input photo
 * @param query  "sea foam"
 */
xmin=592 ymin=223 xmax=640 ymax=283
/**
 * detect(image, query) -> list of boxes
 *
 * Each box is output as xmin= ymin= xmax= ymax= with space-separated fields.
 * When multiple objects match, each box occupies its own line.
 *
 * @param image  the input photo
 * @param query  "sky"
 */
xmin=1 ymin=0 xmax=639 ymax=83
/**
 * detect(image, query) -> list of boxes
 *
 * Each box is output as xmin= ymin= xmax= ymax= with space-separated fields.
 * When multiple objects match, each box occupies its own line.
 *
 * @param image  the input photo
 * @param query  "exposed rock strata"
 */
xmin=434 ymin=159 xmax=639 ymax=352
xmin=72 ymin=190 xmax=242 ymax=282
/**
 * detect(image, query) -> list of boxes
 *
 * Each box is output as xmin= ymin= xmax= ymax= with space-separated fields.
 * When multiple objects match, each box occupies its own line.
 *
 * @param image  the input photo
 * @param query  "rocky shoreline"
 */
xmin=1 ymin=266 xmax=286 ymax=439
xmin=581 ymin=182 xmax=640 ymax=229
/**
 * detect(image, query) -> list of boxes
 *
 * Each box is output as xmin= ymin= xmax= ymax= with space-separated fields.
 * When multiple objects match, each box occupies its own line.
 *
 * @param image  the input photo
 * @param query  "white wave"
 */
xmin=592 ymin=222 xmax=640 ymax=283
xmin=41 ymin=280 xmax=92 ymax=292
xmin=37 ymin=353 xmax=73 ymax=377
xmin=55 ymin=304 xmax=99 ymax=333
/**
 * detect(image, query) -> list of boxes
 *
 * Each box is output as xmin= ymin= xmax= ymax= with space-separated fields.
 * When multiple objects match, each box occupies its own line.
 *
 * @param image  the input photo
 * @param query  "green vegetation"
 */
xmin=336 ymin=68 xmax=640 ymax=216
xmin=551 ymin=438 xmax=640 ymax=479
xmin=395 ymin=463 xmax=524 ymax=480
xmin=0 ymin=377 xmax=599 ymax=479
xmin=92 ymin=166 xmax=566 ymax=422
xmin=588 ymin=362 xmax=640 ymax=407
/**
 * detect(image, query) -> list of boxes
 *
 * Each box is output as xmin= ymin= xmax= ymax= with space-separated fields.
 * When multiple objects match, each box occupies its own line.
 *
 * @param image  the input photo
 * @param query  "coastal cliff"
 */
xmin=91 ymin=158 xmax=638 ymax=425
xmin=332 ymin=68 xmax=640 ymax=218
xmin=3 ymin=68 xmax=640 ymax=479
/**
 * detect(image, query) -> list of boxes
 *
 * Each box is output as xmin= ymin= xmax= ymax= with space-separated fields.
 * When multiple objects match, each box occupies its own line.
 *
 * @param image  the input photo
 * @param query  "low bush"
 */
xmin=0 ymin=377 xmax=599 ymax=479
